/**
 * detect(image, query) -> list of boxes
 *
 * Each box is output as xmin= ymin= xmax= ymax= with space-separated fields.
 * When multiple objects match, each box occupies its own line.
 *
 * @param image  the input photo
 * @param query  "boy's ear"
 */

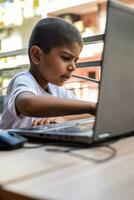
xmin=30 ymin=46 xmax=42 ymax=65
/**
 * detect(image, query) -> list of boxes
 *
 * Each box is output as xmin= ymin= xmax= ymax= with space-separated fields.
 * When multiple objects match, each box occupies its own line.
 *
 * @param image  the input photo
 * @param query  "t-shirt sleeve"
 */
xmin=7 ymin=74 xmax=37 ymax=118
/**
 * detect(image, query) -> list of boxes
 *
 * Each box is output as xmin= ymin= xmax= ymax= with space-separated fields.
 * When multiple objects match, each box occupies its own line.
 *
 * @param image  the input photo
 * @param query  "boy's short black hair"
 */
xmin=28 ymin=17 xmax=83 ymax=59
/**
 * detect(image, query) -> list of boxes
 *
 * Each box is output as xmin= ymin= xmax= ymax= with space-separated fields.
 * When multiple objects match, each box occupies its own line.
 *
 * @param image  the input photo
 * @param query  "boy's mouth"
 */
xmin=60 ymin=74 xmax=71 ymax=81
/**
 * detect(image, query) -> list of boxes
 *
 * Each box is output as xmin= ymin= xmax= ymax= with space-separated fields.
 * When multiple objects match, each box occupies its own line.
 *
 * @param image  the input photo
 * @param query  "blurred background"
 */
xmin=0 ymin=0 xmax=133 ymax=103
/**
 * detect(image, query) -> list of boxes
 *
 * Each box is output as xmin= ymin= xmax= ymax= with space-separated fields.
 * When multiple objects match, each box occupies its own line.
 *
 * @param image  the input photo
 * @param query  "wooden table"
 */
xmin=0 ymin=136 xmax=134 ymax=200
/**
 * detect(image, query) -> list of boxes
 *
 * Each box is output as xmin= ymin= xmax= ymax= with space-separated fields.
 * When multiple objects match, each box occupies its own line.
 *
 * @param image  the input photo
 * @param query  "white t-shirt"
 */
xmin=0 ymin=71 xmax=76 ymax=129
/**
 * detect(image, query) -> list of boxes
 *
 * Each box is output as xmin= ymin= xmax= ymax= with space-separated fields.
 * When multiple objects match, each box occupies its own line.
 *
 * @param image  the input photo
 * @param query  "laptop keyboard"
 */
xmin=7 ymin=117 xmax=95 ymax=136
xmin=45 ymin=122 xmax=94 ymax=136
xmin=33 ymin=117 xmax=95 ymax=130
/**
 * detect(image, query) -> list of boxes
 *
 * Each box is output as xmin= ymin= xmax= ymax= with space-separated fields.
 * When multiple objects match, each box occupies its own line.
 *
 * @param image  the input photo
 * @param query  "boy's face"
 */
xmin=31 ymin=42 xmax=82 ymax=88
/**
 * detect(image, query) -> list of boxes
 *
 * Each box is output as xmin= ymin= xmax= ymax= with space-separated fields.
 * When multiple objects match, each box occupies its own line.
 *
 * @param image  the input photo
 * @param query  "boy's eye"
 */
xmin=74 ymin=59 xmax=78 ymax=64
xmin=61 ymin=56 xmax=71 ymax=61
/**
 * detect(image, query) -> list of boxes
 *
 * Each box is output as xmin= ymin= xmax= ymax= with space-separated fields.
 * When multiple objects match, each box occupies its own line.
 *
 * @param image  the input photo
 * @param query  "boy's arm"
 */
xmin=63 ymin=113 xmax=93 ymax=121
xmin=16 ymin=91 xmax=96 ymax=117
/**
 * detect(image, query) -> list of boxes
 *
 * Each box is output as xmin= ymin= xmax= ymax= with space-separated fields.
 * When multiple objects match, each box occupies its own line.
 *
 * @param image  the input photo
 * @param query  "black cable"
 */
xmin=72 ymin=74 xmax=100 ymax=83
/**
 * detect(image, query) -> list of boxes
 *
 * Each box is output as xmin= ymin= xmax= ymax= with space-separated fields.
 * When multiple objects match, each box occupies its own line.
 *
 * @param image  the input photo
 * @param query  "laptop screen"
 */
xmin=94 ymin=0 xmax=134 ymax=140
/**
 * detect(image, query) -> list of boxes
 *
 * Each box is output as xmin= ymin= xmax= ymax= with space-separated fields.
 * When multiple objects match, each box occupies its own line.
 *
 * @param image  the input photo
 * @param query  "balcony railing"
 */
xmin=0 ymin=34 xmax=104 ymax=76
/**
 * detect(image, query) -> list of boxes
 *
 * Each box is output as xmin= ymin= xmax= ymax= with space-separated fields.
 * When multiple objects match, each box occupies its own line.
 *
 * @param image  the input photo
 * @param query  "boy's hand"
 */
xmin=32 ymin=113 xmax=94 ymax=127
xmin=32 ymin=117 xmax=66 ymax=126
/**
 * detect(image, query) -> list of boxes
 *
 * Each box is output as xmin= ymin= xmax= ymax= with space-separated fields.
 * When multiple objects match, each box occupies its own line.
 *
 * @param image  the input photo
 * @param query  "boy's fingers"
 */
xmin=45 ymin=118 xmax=56 ymax=124
xmin=32 ymin=116 xmax=67 ymax=126
xmin=32 ymin=118 xmax=56 ymax=126
xmin=40 ymin=118 xmax=48 ymax=125
xmin=32 ymin=119 xmax=38 ymax=126
xmin=32 ymin=118 xmax=46 ymax=126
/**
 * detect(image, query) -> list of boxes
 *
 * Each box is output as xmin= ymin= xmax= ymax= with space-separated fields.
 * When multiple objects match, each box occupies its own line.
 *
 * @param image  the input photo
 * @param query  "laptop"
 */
xmin=7 ymin=0 xmax=134 ymax=143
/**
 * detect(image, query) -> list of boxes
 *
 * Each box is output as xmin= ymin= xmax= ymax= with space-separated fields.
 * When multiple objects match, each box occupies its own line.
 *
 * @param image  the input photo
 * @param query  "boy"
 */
xmin=0 ymin=17 xmax=96 ymax=129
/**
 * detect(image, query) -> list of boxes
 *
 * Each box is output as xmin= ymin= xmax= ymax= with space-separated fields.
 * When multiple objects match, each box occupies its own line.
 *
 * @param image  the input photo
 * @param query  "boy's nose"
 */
xmin=67 ymin=64 xmax=76 ymax=72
